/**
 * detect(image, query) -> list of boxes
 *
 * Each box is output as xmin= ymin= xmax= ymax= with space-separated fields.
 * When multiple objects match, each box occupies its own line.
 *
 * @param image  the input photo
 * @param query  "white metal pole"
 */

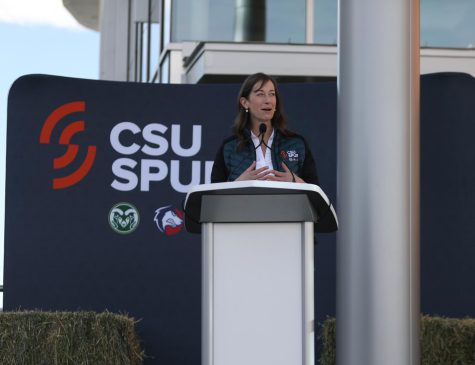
xmin=336 ymin=0 xmax=420 ymax=364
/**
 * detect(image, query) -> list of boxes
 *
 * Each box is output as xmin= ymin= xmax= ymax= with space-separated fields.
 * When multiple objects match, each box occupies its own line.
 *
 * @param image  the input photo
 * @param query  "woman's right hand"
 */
xmin=235 ymin=161 xmax=271 ymax=181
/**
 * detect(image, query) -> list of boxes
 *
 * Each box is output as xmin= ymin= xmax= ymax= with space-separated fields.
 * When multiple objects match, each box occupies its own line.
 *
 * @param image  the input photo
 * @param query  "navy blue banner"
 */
xmin=4 ymin=73 xmax=475 ymax=364
xmin=420 ymin=73 xmax=475 ymax=317
xmin=4 ymin=75 xmax=337 ymax=364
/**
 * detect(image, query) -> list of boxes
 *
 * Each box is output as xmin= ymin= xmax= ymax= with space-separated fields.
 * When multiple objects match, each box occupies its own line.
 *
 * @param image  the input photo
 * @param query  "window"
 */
xmin=421 ymin=0 xmax=475 ymax=48
xmin=171 ymin=0 xmax=306 ymax=44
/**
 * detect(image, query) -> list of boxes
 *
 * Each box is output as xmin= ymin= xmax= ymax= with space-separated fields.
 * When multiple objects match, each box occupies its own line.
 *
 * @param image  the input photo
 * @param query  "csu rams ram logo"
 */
xmin=154 ymin=206 xmax=184 ymax=236
xmin=109 ymin=202 xmax=140 ymax=234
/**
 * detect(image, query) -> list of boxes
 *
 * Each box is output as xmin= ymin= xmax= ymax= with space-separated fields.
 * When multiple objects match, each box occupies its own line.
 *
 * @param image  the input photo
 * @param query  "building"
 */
xmin=64 ymin=0 xmax=475 ymax=83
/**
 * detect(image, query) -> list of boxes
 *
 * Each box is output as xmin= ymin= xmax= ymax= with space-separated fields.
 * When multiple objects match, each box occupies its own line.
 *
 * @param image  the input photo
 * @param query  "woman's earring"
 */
xmin=245 ymin=108 xmax=249 ymax=113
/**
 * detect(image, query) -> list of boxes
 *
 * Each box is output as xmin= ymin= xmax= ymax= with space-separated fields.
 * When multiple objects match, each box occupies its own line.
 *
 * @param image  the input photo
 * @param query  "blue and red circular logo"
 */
xmin=154 ymin=206 xmax=184 ymax=236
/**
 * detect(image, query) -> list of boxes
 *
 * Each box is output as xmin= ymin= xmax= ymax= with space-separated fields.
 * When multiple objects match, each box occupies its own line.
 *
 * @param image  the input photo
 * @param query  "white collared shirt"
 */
xmin=251 ymin=129 xmax=275 ymax=171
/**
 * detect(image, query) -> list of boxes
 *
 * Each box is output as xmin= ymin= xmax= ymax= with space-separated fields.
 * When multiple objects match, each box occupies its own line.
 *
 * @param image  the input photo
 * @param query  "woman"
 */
xmin=211 ymin=72 xmax=319 ymax=185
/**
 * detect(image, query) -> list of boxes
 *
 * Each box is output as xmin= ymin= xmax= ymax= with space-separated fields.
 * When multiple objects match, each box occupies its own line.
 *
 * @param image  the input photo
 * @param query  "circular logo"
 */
xmin=154 ymin=206 xmax=185 ymax=236
xmin=108 ymin=202 xmax=140 ymax=234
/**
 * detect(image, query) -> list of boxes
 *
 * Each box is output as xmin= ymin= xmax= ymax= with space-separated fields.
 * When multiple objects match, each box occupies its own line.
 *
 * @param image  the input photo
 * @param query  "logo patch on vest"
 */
xmin=281 ymin=149 xmax=299 ymax=162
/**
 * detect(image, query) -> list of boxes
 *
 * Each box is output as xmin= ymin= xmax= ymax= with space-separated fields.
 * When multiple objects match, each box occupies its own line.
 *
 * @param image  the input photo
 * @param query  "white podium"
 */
xmin=184 ymin=181 xmax=338 ymax=365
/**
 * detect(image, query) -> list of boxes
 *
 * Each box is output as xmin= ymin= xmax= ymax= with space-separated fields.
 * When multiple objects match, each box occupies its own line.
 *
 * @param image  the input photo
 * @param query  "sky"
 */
xmin=0 ymin=0 xmax=100 ymax=308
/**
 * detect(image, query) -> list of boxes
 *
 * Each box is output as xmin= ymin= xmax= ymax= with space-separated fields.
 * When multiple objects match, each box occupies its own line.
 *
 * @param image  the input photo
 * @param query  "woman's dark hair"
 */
xmin=232 ymin=72 xmax=293 ymax=147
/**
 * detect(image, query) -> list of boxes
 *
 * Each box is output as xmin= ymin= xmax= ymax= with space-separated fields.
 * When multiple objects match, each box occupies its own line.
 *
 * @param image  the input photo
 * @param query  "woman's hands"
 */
xmin=235 ymin=161 xmax=272 ymax=181
xmin=236 ymin=162 xmax=304 ymax=183
xmin=265 ymin=162 xmax=304 ymax=183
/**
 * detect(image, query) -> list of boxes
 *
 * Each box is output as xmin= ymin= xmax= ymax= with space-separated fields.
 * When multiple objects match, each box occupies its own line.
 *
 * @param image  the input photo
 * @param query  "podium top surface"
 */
xmin=184 ymin=181 xmax=338 ymax=234
xmin=186 ymin=180 xmax=320 ymax=195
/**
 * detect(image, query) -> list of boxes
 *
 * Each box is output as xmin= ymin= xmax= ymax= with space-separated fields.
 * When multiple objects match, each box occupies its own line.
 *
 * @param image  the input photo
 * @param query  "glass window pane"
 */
xmin=172 ymin=0 xmax=306 ymax=43
xmin=151 ymin=24 xmax=161 ymax=75
xmin=421 ymin=0 xmax=475 ymax=48
xmin=161 ymin=54 xmax=170 ymax=83
xmin=170 ymin=0 xmax=475 ymax=48
xmin=208 ymin=0 xmax=235 ymax=41
xmin=314 ymin=0 xmax=337 ymax=45
xmin=142 ymin=23 xmax=149 ymax=81
xmin=163 ymin=0 xmax=172 ymax=45
xmin=266 ymin=0 xmax=306 ymax=43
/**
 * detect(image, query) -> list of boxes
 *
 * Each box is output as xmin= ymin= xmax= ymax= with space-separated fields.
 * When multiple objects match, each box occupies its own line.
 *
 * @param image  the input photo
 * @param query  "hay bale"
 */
xmin=319 ymin=317 xmax=336 ymax=365
xmin=319 ymin=315 xmax=475 ymax=365
xmin=421 ymin=315 xmax=475 ymax=365
xmin=0 ymin=311 xmax=144 ymax=365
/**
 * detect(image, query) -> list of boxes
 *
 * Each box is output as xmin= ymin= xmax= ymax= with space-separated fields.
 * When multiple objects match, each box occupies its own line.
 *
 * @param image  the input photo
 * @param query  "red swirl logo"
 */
xmin=39 ymin=101 xmax=97 ymax=189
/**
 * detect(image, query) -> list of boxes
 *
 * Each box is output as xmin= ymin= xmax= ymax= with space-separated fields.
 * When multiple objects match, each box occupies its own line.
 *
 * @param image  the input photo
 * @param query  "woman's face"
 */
xmin=240 ymin=80 xmax=277 ymax=125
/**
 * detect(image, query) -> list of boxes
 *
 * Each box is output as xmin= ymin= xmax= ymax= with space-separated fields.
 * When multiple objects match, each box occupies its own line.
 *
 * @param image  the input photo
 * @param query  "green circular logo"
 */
xmin=108 ymin=202 xmax=140 ymax=234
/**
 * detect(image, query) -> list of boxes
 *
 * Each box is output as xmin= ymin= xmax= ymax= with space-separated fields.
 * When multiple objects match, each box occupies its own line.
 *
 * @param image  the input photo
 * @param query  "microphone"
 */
xmin=256 ymin=123 xmax=270 ymax=149
xmin=259 ymin=123 xmax=267 ymax=135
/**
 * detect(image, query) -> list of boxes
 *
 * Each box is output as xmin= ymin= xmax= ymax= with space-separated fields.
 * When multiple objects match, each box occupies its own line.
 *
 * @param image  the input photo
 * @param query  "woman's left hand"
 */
xmin=265 ymin=162 xmax=305 ymax=183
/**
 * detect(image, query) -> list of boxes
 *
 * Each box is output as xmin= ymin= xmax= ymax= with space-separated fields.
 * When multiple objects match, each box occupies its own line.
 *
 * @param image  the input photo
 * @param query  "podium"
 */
xmin=184 ymin=181 xmax=338 ymax=365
